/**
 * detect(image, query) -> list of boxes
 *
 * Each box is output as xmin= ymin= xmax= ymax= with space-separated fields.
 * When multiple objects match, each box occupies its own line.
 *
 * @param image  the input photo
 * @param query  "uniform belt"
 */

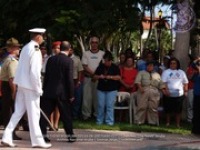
xmin=143 ymin=85 xmax=157 ymax=89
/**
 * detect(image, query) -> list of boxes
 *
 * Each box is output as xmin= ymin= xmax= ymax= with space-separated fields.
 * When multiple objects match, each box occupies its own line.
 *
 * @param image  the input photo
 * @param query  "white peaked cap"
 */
xmin=29 ymin=28 xmax=46 ymax=33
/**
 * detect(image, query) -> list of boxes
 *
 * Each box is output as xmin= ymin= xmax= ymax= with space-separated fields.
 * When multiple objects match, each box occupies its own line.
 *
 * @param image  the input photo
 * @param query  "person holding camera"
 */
xmin=191 ymin=58 xmax=200 ymax=135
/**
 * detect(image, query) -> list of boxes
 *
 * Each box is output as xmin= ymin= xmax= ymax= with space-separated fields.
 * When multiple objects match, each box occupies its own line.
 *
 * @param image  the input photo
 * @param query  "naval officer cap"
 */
xmin=29 ymin=28 xmax=46 ymax=34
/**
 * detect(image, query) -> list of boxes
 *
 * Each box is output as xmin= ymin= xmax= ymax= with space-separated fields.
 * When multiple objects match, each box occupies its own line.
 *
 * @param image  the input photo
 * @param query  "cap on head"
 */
xmin=52 ymin=41 xmax=61 ymax=48
xmin=60 ymin=41 xmax=71 ymax=51
xmin=29 ymin=28 xmax=46 ymax=34
xmin=6 ymin=37 xmax=22 ymax=47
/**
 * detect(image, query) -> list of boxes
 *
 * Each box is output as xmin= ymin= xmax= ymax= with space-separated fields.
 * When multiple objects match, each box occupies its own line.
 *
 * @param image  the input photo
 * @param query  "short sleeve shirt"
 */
xmin=95 ymin=63 xmax=120 ymax=91
xmin=161 ymin=69 xmax=188 ymax=97
xmin=82 ymin=50 xmax=104 ymax=72
xmin=0 ymin=56 xmax=18 ymax=81
xmin=135 ymin=70 xmax=165 ymax=89
xmin=71 ymin=55 xmax=84 ymax=79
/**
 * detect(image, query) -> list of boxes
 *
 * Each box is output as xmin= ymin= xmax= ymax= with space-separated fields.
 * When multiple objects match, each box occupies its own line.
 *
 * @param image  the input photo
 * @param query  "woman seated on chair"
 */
xmin=118 ymin=56 xmax=138 ymax=123
xmin=119 ymin=56 xmax=138 ymax=93
xmin=93 ymin=51 xmax=121 ymax=126
xmin=135 ymin=60 xmax=166 ymax=126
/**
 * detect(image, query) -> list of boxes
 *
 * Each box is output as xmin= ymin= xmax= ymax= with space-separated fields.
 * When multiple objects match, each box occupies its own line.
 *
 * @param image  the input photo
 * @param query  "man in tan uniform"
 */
xmin=135 ymin=60 xmax=166 ymax=125
xmin=0 ymin=38 xmax=21 ymax=140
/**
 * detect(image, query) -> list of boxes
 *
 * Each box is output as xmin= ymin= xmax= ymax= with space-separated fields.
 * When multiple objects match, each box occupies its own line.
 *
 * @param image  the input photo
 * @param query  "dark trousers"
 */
xmin=40 ymin=97 xmax=73 ymax=136
xmin=1 ymin=81 xmax=29 ymax=129
xmin=73 ymin=82 xmax=83 ymax=119
xmin=192 ymin=95 xmax=200 ymax=134
xmin=1 ymin=81 xmax=14 ymax=127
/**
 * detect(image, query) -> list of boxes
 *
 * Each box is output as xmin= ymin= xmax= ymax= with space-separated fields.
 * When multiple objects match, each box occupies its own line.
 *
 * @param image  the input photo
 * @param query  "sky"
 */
xmin=145 ymin=4 xmax=177 ymax=28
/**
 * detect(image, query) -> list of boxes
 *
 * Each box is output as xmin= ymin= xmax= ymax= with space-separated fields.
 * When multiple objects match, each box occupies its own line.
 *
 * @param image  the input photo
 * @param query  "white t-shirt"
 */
xmin=161 ymin=69 xmax=188 ymax=97
xmin=81 ymin=50 xmax=104 ymax=72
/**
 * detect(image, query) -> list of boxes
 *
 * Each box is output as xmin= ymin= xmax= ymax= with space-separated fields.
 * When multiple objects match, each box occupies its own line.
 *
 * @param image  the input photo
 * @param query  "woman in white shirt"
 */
xmin=161 ymin=58 xmax=188 ymax=128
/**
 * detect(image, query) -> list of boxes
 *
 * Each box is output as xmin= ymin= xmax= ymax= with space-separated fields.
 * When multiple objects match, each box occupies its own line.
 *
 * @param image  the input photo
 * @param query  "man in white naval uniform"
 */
xmin=1 ymin=28 xmax=51 ymax=148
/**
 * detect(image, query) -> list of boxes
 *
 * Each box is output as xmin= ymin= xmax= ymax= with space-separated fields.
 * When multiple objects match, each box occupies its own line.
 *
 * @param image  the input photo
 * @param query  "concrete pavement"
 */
xmin=0 ymin=129 xmax=200 ymax=150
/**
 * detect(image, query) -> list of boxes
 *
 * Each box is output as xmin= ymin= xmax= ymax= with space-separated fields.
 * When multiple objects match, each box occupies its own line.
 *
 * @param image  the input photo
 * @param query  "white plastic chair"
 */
xmin=114 ymin=92 xmax=132 ymax=124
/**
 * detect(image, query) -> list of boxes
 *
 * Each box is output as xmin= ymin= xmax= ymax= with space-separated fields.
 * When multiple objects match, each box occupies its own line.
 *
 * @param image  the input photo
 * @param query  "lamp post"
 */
xmin=158 ymin=9 xmax=162 ymax=63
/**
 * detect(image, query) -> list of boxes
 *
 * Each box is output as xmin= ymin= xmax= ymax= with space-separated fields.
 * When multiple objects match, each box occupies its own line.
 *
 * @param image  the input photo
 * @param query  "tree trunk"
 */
xmin=173 ymin=31 xmax=190 ymax=121
xmin=174 ymin=31 xmax=190 ymax=72
xmin=190 ymin=30 xmax=200 ymax=58
xmin=76 ymin=35 xmax=86 ymax=53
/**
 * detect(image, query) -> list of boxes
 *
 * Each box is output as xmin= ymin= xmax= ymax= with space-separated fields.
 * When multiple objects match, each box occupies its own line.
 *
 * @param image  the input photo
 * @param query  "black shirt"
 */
xmin=95 ymin=63 xmax=120 ymax=91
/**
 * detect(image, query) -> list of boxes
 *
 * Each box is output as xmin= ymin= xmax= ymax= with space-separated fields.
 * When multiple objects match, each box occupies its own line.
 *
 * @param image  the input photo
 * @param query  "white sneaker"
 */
xmin=1 ymin=141 xmax=17 ymax=147
xmin=32 ymin=143 xmax=52 ymax=149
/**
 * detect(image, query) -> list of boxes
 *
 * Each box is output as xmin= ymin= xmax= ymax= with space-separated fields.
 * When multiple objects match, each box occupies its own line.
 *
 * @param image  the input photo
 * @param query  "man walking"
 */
xmin=1 ymin=28 xmax=51 ymax=148
xmin=40 ymin=41 xmax=76 ymax=142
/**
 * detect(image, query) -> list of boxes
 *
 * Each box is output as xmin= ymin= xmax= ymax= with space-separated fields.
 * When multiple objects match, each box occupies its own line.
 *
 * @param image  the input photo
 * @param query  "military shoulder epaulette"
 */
xmin=8 ymin=55 xmax=16 ymax=61
xmin=35 ymin=45 xmax=39 ymax=51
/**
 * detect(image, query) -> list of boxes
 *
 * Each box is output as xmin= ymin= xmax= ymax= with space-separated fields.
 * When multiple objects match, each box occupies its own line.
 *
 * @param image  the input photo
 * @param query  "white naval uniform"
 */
xmin=2 ymin=40 xmax=46 ymax=147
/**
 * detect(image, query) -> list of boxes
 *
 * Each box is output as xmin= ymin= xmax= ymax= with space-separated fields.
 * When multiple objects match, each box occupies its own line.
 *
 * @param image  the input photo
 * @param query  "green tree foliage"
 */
xmin=0 ymin=0 xmax=178 ymax=55
xmin=0 ymin=0 xmax=141 ymax=49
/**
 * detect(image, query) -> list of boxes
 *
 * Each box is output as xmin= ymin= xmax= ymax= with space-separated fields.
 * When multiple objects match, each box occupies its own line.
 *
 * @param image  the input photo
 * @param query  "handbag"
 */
xmin=115 ymin=96 xmax=129 ymax=107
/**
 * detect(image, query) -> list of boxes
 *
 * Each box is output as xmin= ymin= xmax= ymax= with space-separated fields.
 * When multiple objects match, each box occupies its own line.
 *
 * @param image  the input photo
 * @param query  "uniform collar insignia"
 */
xmin=35 ymin=45 xmax=39 ymax=51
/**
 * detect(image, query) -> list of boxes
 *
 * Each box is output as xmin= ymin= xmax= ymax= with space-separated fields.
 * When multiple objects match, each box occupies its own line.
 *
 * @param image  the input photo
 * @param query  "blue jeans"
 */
xmin=96 ymin=90 xmax=117 ymax=125
xmin=73 ymin=82 xmax=83 ymax=119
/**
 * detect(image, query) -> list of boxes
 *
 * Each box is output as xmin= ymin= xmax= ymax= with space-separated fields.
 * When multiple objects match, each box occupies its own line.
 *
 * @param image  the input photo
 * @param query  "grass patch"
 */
xmin=60 ymin=119 xmax=192 ymax=135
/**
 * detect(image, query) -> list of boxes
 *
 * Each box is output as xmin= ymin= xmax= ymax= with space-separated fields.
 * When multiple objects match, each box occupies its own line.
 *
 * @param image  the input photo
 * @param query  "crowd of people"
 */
xmin=0 ymin=32 xmax=200 ymax=148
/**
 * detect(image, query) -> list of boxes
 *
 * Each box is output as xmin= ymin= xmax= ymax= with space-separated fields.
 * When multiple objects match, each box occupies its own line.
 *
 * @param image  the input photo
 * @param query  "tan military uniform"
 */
xmin=0 ymin=56 xmax=18 ymax=81
xmin=135 ymin=70 xmax=165 ymax=125
xmin=0 ymin=55 xmax=18 ymax=127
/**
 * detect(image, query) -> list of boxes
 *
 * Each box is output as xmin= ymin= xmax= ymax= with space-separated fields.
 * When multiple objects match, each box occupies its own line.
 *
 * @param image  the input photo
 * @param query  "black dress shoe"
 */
xmin=13 ymin=133 xmax=22 ymax=140
xmin=68 ymin=135 xmax=76 ymax=143
xmin=44 ymin=137 xmax=51 ymax=143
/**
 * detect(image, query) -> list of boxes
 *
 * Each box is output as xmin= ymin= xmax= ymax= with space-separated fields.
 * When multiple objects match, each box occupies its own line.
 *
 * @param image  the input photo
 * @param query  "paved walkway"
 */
xmin=0 ymin=129 xmax=200 ymax=150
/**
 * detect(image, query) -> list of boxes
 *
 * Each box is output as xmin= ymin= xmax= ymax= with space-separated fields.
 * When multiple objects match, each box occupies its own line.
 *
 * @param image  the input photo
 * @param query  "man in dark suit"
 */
xmin=40 ymin=41 xmax=76 ymax=142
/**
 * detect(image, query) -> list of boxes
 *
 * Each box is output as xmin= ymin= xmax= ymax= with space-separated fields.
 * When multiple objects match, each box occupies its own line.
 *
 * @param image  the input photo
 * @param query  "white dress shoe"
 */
xmin=1 ymin=141 xmax=17 ymax=147
xmin=32 ymin=143 xmax=52 ymax=149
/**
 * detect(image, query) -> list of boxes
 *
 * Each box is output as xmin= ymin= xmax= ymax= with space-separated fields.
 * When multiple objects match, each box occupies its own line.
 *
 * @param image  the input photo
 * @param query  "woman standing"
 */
xmin=186 ymin=55 xmax=195 ymax=123
xmin=93 ymin=51 xmax=121 ymax=126
xmin=49 ymin=41 xmax=61 ymax=131
xmin=161 ymin=58 xmax=188 ymax=128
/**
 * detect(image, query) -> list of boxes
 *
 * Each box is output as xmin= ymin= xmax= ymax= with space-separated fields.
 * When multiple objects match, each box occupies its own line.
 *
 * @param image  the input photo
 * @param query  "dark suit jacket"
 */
xmin=42 ymin=52 xmax=74 ymax=100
